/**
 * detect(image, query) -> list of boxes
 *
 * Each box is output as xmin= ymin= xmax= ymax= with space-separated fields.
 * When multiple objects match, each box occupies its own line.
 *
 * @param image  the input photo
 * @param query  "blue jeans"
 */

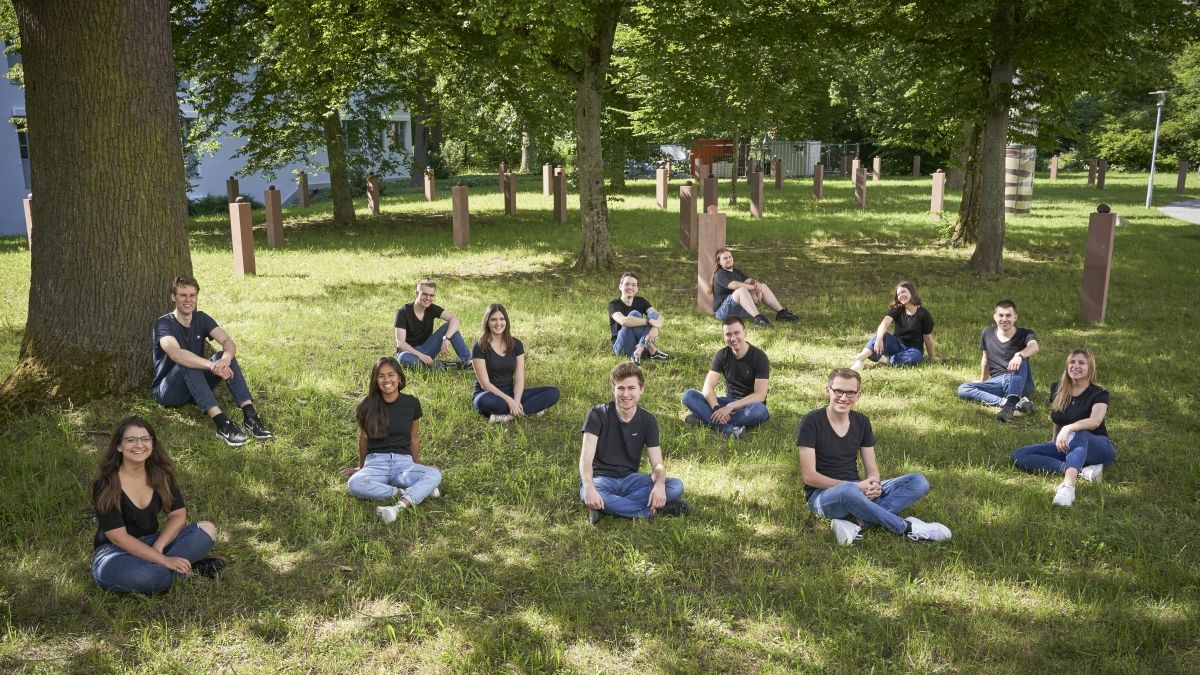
xmin=612 ymin=310 xmax=658 ymax=356
xmin=472 ymin=386 xmax=560 ymax=416
xmin=580 ymin=473 xmax=685 ymax=519
xmin=397 ymin=323 xmax=471 ymax=368
xmin=865 ymin=333 xmax=924 ymax=366
xmin=152 ymin=351 xmax=253 ymax=414
xmin=348 ymin=452 xmax=442 ymax=504
xmin=681 ymin=389 xmax=769 ymax=434
xmin=1012 ymin=431 xmax=1116 ymax=474
xmin=807 ymin=473 xmax=930 ymax=535
xmin=714 ymin=295 xmax=750 ymax=321
xmin=92 ymin=523 xmax=214 ymax=594
xmin=957 ymin=358 xmax=1034 ymax=406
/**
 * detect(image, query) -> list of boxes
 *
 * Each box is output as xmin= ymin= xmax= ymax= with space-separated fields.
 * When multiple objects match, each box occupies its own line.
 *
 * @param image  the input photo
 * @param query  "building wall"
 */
xmin=0 ymin=52 xmax=29 ymax=237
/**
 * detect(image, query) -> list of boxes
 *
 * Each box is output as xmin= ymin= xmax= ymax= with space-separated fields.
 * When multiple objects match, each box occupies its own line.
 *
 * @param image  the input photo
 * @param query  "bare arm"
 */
xmin=394 ymin=327 xmax=433 ymax=365
xmin=979 ymin=352 xmax=989 ymax=382
xmin=151 ymin=506 xmax=187 ymax=553
xmin=513 ymin=354 xmax=526 ymax=403
xmin=874 ymin=315 xmax=895 ymax=344
xmin=410 ymin=419 xmax=421 ymax=464
xmin=700 ymin=371 xmax=722 ymax=407
xmin=104 ymin=518 xmax=192 ymax=574
xmin=645 ymin=307 xmax=664 ymax=329
xmin=209 ymin=326 xmax=237 ymax=359
xmin=923 ymin=333 xmax=937 ymax=361
xmin=1055 ymin=403 xmax=1107 ymax=450
xmin=611 ymin=311 xmax=651 ymax=328
xmin=644 ymin=445 xmax=667 ymax=510
xmin=579 ymin=433 xmax=604 ymax=509
xmin=159 ymin=335 xmax=217 ymax=371
xmin=441 ymin=309 xmax=462 ymax=338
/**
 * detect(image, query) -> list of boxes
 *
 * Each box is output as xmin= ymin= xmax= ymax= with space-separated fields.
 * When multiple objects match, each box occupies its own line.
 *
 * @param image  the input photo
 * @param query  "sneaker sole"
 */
xmin=217 ymin=435 xmax=248 ymax=447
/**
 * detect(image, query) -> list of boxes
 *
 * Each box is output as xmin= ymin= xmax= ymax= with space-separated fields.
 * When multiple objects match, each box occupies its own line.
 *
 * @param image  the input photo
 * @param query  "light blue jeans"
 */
xmin=612 ymin=310 xmax=659 ymax=356
xmin=807 ymin=473 xmax=930 ymax=535
xmin=681 ymin=390 xmax=769 ymax=434
xmin=714 ymin=294 xmax=750 ymax=321
xmin=864 ymin=333 xmax=924 ymax=366
xmin=580 ymin=473 xmax=685 ymax=519
xmin=92 ymin=523 xmax=214 ymax=594
xmin=347 ymin=452 xmax=442 ymax=504
xmin=1012 ymin=431 xmax=1116 ymax=474
xmin=397 ymin=323 xmax=471 ymax=368
xmin=957 ymin=358 xmax=1034 ymax=406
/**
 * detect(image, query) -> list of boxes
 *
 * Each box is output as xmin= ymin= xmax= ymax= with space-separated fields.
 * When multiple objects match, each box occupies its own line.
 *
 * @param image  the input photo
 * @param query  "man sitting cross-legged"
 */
xmin=609 ymin=271 xmax=669 ymax=365
xmin=579 ymin=362 xmax=689 ymax=524
xmin=681 ymin=316 xmax=769 ymax=439
xmin=151 ymin=275 xmax=272 ymax=447
xmin=394 ymin=278 xmax=472 ymax=370
xmin=798 ymin=368 xmax=951 ymax=546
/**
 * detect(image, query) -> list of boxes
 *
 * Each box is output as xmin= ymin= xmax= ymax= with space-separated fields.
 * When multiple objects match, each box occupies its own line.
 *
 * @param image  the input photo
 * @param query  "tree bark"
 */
xmin=321 ymin=111 xmax=357 ymax=227
xmin=727 ymin=129 xmax=740 ymax=205
xmin=968 ymin=0 xmax=1016 ymax=274
xmin=410 ymin=111 xmax=427 ymax=186
xmin=1 ymin=0 xmax=192 ymax=410
xmin=519 ymin=130 xmax=532 ymax=174
xmin=951 ymin=123 xmax=983 ymax=245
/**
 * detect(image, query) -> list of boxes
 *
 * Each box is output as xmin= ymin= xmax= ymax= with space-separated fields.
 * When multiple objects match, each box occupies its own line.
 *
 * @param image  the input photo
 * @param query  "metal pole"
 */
xmin=1146 ymin=90 xmax=1167 ymax=208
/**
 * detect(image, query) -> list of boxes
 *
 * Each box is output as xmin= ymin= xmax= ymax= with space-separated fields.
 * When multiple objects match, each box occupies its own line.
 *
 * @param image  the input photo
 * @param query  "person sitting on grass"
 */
xmin=151 ymin=274 xmax=273 ymax=447
xmin=345 ymin=357 xmax=442 ymax=523
xmin=90 ymin=416 xmax=228 ymax=594
xmin=609 ymin=271 xmax=669 ymax=365
xmin=579 ymin=362 xmax=689 ymax=524
xmin=681 ymin=316 xmax=769 ymax=439
xmin=957 ymin=299 xmax=1039 ymax=422
xmin=471 ymin=303 xmax=561 ymax=423
xmin=1011 ymin=348 xmax=1115 ymax=507
xmin=798 ymin=369 xmax=952 ymax=546
xmin=711 ymin=247 xmax=799 ymax=328
xmin=850 ymin=281 xmax=936 ymax=370
xmin=394 ymin=278 xmax=472 ymax=370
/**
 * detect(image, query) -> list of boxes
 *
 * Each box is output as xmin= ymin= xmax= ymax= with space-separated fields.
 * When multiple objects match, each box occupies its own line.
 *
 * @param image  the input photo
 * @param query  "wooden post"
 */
xmin=678 ymin=181 xmax=697 ymax=251
xmin=229 ymin=197 xmax=256 ymax=276
xmin=812 ymin=164 xmax=824 ymax=200
xmin=695 ymin=158 xmax=708 ymax=182
xmin=702 ymin=173 xmax=718 ymax=211
xmin=850 ymin=158 xmax=861 ymax=183
xmin=1096 ymin=159 xmax=1107 ymax=190
xmin=1050 ymin=154 xmax=1059 ymax=181
xmin=872 ymin=156 xmax=881 ymax=181
xmin=930 ymin=170 xmax=946 ymax=220
xmin=696 ymin=206 xmax=727 ymax=313
xmin=22 ymin=193 xmax=32 ymax=249
xmin=1178 ymin=159 xmax=1190 ymax=194
xmin=749 ymin=171 xmax=764 ymax=218
xmin=747 ymin=157 xmax=758 ymax=177
xmin=1079 ymin=206 xmax=1117 ymax=322
xmin=543 ymin=163 xmax=553 ymax=196
xmin=854 ymin=167 xmax=867 ymax=208
xmin=553 ymin=166 xmax=567 ymax=223
xmin=913 ymin=155 xmax=921 ymax=177
xmin=503 ymin=171 xmax=517 ymax=215
xmin=264 ymin=185 xmax=284 ymax=249
xmin=656 ymin=166 xmax=669 ymax=209
xmin=452 ymin=183 xmax=469 ymax=246
xmin=424 ymin=167 xmax=436 ymax=201
xmin=840 ymin=154 xmax=850 ymax=178
xmin=298 ymin=171 xmax=310 ymax=207
xmin=226 ymin=176 xmax=240 ymax=204
xmin=1087 ymin=157 xmax=1097 ymax=185
xmin=366 ymin=173 xmax=381 ymax=215
xmin=773 ymin=156 xmax=783 ymax=189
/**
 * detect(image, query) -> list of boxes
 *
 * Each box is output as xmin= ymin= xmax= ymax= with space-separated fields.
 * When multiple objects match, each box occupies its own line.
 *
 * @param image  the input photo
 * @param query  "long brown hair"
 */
xmin=89 ymin=417 xmax=178 ymax=515
xmin=890 ymin=281 xmax=922 ymax=309
xmin=709 ymin=247 xmax=731 ymax=295
xmin=477 ymin=303 xmax=515 ymax=355
xmin=356 ymin=356 xmax=406 ymax=438
xmin=1052 ymin=348 xmax=1100 ymax=412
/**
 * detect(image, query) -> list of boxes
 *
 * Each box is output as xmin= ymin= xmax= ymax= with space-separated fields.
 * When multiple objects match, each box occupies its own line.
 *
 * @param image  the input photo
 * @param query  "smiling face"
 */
xmin=171 ymin=284 xmax=198 ymax=316
xmin=722 ymin=320 xmax=746 ymax=351
xmin=619 ymin=274 xmax=639 ymax=298
xmin=717 ymin=250 xmax=734 ymax=270
xmin=415 ymin=284 xmax=436 ymax=310
xmin=612 ymin=375 xmax=644 ymax=414
xmin=375 ymin=363 xmax=402 ymax=400
xmin=487 ymin=309 xmax=507 ymax=336
xmin=117 ymin=426 xmax=155 ymax=466
xmin=1066 ymin=352 xmax=1091 ymax=383
xmin=993 ymin=305 xmax=1017 ymax=331
xmin=826 ymin=375 xmax=862 ymax=414
xmin=895 ymin=285 xmax=912 ymax=305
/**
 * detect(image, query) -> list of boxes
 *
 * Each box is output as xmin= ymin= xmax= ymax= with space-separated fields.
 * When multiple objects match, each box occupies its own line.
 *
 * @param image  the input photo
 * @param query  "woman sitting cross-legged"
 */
xmin=850 ymin=281 xmax=936 ymax=370
xmin=90 ymin=416 xmax=228 ymax=593
xmin=471 ymin=303 xmax=560 ymax=423
xmin=346 ymin=356 xmax=443 ymax=522
xmin=1011 ymin=348 xmax=1115 ymax=507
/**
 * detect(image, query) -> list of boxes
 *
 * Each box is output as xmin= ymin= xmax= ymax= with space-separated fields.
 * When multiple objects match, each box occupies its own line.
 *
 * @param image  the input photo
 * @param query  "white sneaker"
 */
xmin=1052 ymin=483 xmax=1076 ymax=507
xmin=905 ymin=516 xmax=952 ymax=542
xmin=375 ymin=505 xmax=400 ymax=523
xmin=1079 ymin=465 xmax=1104 ymax=484
xmin=429 ymin=487 xmax=441 ymax=498
xmin=489 ymin=414 xmax=512 ymax=423
xmin=831 ymin=518 xmax=863 ymax=546
xmin=850 ymin=359 xmax=863 ymax=372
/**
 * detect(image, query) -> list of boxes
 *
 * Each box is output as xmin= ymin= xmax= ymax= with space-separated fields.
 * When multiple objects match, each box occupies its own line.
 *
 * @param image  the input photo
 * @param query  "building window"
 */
xmin=387 ymin=121 xmax=409 ymax=151
xmin=16 ymin=130 xmax=28 ymax=160
xmin=342 ymin=120 xmax=365 ymax=151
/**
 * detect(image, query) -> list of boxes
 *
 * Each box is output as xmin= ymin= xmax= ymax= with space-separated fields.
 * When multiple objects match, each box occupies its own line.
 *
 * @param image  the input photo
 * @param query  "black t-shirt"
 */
xmin=713 ymin=267 xmax=750 ymax=312
xmin=92 ymin=479 xmax=186 ymax=549
xmin=582 ymin=402 xmax=661 ymax=479
xmin=796 ymin=408 xmax=876 ymax=498
xmin=365 ymin=393 xmax=423 ymax=455
xmin=151 ymin=311 xmax=220 ymax=388
xmin=472 ymin=339 xmax=525 ymax=395
xmin=979 ymin=327 xmax=1037 ymax=377
xmin=886 ymin=305 xmax=934 ymax=351
xmin=711 ymin=344 xmax=770 ymax=400
xmin=1049 ymin=383 xmax=1109 ymax=437
xmin=394 ymin=302 xmax=445 ymax=347
xmin=608 ymin=296 xmax=654 ymax=342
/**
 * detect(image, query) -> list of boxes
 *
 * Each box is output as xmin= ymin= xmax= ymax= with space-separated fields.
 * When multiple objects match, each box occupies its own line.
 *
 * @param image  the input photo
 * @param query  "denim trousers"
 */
xmin=472 ymin=386 xmax=560 ymax=416
xmin=807 ymin=473 xmax=931 ymax=535
xmin=347 ymin=452 xmax=443 ymax=504
xmin=681 ymin=390 xmax=769 ymax=434
xmin=92 ymin=523 xmax=214 ymax=594
xmin=864 ymin=333 xmax=924 ymax=366
xmin=612 ymin=310 xmax=659 ymax=356
xmin=1012 ymin=431 xmax=1116 ymax=474
xmin=714 ymin=295 xmax=751 ymax=321
xmin=957 ymin=358 xmax=1034 ymax=406
xmin=152 ymin=351 xmax=252 ymax=414
xmin=397 ymin=323 xmax=471 ymax=368
xmin=580 ymin=472 xmax=685 ymax=519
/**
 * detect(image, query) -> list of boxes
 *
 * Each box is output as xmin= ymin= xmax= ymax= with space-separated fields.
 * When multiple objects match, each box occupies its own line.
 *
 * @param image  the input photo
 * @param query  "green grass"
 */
xmin=1 ymin=170 xmax=1198 ymax=673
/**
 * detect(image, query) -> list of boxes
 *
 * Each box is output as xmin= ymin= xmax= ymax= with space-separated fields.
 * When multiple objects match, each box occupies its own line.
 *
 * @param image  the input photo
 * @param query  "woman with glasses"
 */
xmin=471 ymin=303 xmax=560 ymax=423
xmin=850 ymin=281 xmax=936 ymax=370
xmin=90 ymin=417 xmax=227 ymax=593
xmin=1011 ymin=348 xmax=1115 ymax=507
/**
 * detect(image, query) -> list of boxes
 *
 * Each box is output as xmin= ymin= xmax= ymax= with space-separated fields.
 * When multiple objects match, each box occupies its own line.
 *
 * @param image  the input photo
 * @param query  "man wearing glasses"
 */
xmin=681 ymin=316 xmax=770 ymax=439
xmin=394 ymin=279 xmax=472 ymax=369
xmin=797 ymin=368 xmax=951 ymax=546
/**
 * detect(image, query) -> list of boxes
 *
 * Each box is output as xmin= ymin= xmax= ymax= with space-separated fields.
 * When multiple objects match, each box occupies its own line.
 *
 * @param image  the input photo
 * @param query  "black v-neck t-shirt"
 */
xmin=796 ymin=408 xmax=876 ymax=498
xmin=93 ymin=479 xmax=186 ymax=549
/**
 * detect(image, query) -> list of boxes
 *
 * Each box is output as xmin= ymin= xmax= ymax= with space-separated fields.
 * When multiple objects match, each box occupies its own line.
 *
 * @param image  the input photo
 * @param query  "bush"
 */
xmin=187 ymin=193 xmax=261 ymax=216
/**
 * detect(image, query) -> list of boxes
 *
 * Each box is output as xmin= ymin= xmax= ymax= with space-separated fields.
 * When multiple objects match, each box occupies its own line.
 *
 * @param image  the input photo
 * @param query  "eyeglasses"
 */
xmin=828 ymin=388 xmax=860 ymax=400
xmin=123 ymin=436 xmax=153 ymax=445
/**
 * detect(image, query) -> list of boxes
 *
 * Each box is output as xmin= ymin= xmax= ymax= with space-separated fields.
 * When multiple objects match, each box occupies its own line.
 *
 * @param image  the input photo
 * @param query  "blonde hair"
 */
xmin=1051 ymin=349 xmax=1099 ymax=412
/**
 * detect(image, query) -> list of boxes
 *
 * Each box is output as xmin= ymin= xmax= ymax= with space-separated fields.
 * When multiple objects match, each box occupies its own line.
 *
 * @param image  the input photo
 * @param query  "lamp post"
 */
xmin=1146 ymin=90 xmax=1168 ymax=208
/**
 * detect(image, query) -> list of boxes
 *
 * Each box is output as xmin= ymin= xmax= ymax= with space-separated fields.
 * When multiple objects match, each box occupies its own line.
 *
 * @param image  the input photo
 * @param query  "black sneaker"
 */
xmin=683 ymin=413 xmax=703 ymax=426
xmin=631 ymin=350 xmax=643 ymax=365
xmin=648 ymin=348 xmax=670 ymax=362
xmin=216 ymin=421 xmax=249 ymax=447
xmin=752 ymin=314 xmax=773 ymax=328
xmin=776 ymin=308 xmax=800 ymax=322
xmin=1017 ymin=398 xmax=1035 ymax=415
xmin=657 ymin=500 xmax=691 ymax=517
xmin=243 ymin=415 xmax=273 ymax=440
xmin=996 ymin=404 xmax=1015 ymax=422
xmin=193 ymin=555 xmax=230 ymax=578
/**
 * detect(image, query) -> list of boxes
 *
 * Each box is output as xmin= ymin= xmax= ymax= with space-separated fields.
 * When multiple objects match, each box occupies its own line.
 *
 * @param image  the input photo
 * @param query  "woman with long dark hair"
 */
xmin=470 ymin=303 xmax=560 ymax=423
xmin=90 ymin=417 xmax=226 ymax=593
xmin=850 ymin=281 xmax=936 ymax=370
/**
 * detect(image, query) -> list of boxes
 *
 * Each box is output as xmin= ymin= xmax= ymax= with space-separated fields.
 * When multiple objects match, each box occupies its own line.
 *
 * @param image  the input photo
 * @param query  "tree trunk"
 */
xmin=728 ymin=128 xmax=740 ymax=205
xmin=1 ymin=0 xmax=192 ymax=410
xmin=519 ymin=130 xmax=532 ymax=174
xmin=410 ymin=110 xmax=427 ymax=186
xmin=950 ymin=123 xmax=983 ymax=245
xmin=947 ymin=124 xmax=973 ymax=190
xmin=968 ymin=0 xmax=1016 ymax=274
xmin=322 ymin=111 xmax=357 ymax=227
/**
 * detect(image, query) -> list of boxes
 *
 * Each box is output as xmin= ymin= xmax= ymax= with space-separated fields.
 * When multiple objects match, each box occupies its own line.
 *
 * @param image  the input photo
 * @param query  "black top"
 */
xmin=365 ymin=393 xmax=423 ymax=456
xmin=713 ymin=267 xmax=750 ymax=312
xmin=581 ymin=402 xmax=661 ymax=479
xmin=979 ymin=327 xmax=1037 ymax=377
xmin=797 ymin=408 xmax=876 ymax=498
xmin=886 ymin=305 xmax=934 ymax=351
xmin=608 ymin=296 xmax=653 ymax=342
xmin=472 ymin=338 xmax=525 ymax=395
xmin=710 ymin=344 xmax=770 ymax=400
xmin=151 ymin=311 xmax=219 ymax=388
xmin=1049 ymin=382 xmax=1109 ymax=437
xmin=92 ymin=479 xmax=186 ymax=549
xmin=394 ymin=302 xmax=445 ymax=347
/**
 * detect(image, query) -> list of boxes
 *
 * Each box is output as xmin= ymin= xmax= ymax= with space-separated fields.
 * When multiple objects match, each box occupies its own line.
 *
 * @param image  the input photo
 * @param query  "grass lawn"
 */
xmin=0 ymin=169 xmax=1198 ymax=673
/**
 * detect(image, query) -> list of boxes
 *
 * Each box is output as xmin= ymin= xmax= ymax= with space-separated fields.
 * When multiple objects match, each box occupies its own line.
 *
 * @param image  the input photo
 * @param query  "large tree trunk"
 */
xmin=321 ymin=111 xmax=357 ymax=227
xmin=947 ymin=124 xmax=973 ymax=190
xmin=968 ymin=0 xmax=1016 ymax=274
xmin=950 ymin=123 xmax=983 ymax=245
xmin=728 ymin=128 xmax=740 ymax=205
xmin=519 ymin=130 xmax=532 ymax=174
xmin=572 ymin=1 xmax=622 ymax=271
xmin=1 ymin=0 xmax=192 ymax=410
xmin=410 ymin=111 xmax=427 ymax=186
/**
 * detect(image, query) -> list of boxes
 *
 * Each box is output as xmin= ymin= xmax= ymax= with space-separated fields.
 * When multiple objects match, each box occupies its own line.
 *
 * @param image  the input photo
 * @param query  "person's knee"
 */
xmin=956 ymin=383 xmax=974 ymax=398
xmin=681 ymin=389 xmax=701 ymax=405
xmin=197 ymin=521 xmax=217 ymax=539
xmin=732 ymin=287 xmax=751 ymax=300
xmin=666 ymin=477 xmax=685 ymax=500
xmin=426 ymin=466 xmax=443 ymax=484
xmin=627 ymin=310 xmax=643 ymax=319
xmin=904 ymin=473 xmax=930 ymax=497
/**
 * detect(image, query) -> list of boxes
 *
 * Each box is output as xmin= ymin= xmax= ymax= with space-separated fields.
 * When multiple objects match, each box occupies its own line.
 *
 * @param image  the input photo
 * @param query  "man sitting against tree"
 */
xmin=151 ymin=275 xmax=273 ymax=447
xmin=957 ymin=299 xmax=1040 ymax=422
xmin=609 ymin=271 xmax=669 ymax=365
xmin=711 ymin=247 xmax=799 ymax=328
xmin=799 ymin=368 xmax=952 ymax=546
xmin=681 ymin=316 xmax=770 ymax=439
xmin=394 ymin=278 xmax=472 ymax=370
